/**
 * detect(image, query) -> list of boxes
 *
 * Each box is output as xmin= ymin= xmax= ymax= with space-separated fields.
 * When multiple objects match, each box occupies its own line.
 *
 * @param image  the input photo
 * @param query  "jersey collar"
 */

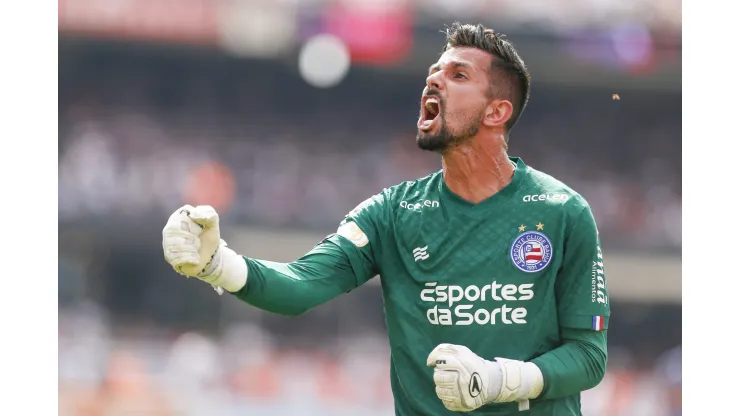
xmin=439 ymin=157 xmax=527 ymax=215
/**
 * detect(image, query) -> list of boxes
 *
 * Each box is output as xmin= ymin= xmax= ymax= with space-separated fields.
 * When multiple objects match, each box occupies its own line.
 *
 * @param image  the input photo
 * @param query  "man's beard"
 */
xmin=416 ymin=108 xmax=483 ymax=154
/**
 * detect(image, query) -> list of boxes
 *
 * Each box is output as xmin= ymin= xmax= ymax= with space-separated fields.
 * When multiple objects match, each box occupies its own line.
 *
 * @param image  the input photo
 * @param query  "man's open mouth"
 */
xmin=418 ymin=96 xmax=441 ymax=131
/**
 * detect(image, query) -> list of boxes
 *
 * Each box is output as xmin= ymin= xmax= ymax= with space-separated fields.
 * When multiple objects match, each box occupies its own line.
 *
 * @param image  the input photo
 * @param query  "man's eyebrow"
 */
xmin=428 ymin=61 xmax=472 ymax=75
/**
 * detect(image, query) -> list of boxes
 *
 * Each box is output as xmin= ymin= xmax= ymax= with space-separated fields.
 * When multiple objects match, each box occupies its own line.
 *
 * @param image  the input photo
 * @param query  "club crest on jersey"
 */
xmin=510 ymin=231 xmax=553 ymax=273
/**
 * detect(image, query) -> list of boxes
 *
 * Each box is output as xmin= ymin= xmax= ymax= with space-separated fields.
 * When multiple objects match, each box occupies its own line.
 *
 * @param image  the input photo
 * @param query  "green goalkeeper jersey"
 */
xmin=333 ymin=157 xmax=610 ymax=415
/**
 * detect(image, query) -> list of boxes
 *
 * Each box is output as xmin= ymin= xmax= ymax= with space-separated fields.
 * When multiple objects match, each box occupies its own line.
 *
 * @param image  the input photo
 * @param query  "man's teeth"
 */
xmin=425 ymin=98 xmax=438 ymax=111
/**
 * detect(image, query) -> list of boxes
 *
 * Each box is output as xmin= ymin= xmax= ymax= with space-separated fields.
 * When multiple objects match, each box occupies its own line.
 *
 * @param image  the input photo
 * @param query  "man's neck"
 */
xmin=441 ymin=136 xmax=515 ymax=205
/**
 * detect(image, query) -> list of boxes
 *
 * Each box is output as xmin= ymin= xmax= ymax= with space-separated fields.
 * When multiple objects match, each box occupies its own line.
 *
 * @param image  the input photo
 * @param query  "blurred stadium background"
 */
xmin=58 ymin=0 xmax=681 ymax=415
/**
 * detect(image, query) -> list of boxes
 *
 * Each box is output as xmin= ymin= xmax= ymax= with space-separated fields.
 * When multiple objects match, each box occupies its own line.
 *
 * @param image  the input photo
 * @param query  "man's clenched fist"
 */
xmin=427 ymin=343 xmax=544 ymax=412
xmin=162 ymin=205 xmax=248 ymax=293
xmin=162 ymin=205 xmax=222 ymax=277
xmin=427 ymin=343 xmax=498 ymax=412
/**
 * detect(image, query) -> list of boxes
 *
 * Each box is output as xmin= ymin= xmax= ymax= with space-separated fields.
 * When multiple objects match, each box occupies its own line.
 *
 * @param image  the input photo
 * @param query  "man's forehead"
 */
xmin=432 ymin=47 xmax=492 ymax=70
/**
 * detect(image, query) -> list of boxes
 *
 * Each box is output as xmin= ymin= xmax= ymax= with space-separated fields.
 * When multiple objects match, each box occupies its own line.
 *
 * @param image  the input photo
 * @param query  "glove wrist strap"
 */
xmin=199 ymin=243 xmax=248 ymax=293
xmin=485 ymin=359 xmax=503 ymax=402
xmin=485 ymin=358 xmax=544 ymax=410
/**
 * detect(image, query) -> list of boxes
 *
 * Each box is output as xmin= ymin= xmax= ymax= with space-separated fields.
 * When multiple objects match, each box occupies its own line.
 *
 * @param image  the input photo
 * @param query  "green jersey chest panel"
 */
xmin=382 ymin=182 xmax=567 ymax=327
xmin=371 ymin=159 xmax=595 ymax=361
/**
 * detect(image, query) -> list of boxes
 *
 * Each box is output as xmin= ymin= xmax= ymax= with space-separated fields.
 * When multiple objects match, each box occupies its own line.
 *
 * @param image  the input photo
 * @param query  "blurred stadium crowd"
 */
xmin=59 ymin=44 xmax=681 ymax=251
xmin=58 ymin=0 xmax=681 ymax=414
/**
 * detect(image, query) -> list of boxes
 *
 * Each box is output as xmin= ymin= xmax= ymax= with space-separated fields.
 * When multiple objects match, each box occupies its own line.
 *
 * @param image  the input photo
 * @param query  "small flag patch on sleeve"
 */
xmin=592 ymin=316 xmax=605 ymax=331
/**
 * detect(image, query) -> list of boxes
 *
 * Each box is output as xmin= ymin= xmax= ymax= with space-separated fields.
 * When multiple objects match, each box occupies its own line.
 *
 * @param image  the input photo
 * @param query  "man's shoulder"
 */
xmin=346 ymin=170 xmax=442 ymax=219
xmin=382 ymin=169 xmax=443 ymax=202
xmin=521 ymin=165 xmax=590 ymax=216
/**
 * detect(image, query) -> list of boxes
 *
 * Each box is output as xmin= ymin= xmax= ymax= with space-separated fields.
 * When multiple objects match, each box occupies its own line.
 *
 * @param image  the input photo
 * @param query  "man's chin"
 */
xmin=416 ymin=133 xmax=451 ymax=153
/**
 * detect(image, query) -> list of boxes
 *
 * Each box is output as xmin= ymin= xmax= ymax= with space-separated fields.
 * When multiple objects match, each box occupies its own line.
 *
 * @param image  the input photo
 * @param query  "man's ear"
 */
xmin=483 ymin=99 xmax=513 ymax=128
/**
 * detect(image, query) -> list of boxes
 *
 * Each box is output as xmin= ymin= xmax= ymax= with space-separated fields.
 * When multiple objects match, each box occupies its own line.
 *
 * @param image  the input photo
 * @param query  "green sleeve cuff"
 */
xmin=531 ymin=328 xmax=608 ymax=400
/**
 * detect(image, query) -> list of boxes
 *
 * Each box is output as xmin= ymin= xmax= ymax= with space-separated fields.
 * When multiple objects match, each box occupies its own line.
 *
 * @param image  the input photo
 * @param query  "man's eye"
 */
xmin=454 ymin=73 xmax=466 ymax=79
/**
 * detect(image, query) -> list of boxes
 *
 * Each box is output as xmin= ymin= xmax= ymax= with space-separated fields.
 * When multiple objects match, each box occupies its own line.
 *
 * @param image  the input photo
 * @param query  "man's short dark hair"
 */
xmin=442 ymin=22 xmax=531 ymax=132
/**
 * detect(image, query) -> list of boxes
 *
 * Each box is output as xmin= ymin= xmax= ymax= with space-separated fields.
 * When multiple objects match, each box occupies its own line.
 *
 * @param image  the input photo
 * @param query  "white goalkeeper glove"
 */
xmin=426 ymin=343 xmax=544 ymax=412
xmin=161 ymin=205 xmax=247 ymax=294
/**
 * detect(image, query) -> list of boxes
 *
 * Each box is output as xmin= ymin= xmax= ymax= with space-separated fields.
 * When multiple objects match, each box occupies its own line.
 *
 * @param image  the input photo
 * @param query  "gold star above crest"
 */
xmin=518 ymin=225 xmax=526 ymax=232
xmin=536 ymin=222 xmax=544 ymax=230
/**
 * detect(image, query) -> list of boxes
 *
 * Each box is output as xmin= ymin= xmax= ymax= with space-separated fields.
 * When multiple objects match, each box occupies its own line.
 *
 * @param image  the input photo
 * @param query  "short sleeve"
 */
xmin=329 ymin=191 xmax=388 ymax=287
xmin=556 ymin=205 xmax=611 ymax=331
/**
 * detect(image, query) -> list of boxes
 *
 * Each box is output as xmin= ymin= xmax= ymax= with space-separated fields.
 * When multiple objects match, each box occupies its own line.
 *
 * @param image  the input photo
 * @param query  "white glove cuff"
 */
xmin=199 ymin=243 xmax=248 ymax=293
xmin=486 ymin=358 xmax=544 ymax=406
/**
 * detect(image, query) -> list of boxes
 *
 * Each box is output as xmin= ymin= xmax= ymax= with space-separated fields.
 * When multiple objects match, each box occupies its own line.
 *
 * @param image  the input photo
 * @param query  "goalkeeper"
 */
xmin=162 ymin=22 xmax=609 ymax=415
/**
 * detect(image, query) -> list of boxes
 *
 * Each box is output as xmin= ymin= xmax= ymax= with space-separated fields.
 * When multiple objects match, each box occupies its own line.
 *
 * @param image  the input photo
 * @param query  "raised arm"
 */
xmin=232 ymin=230 xmax=375 ymax=316
xmin=162 ymin=192 xmax=389 ymax=316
